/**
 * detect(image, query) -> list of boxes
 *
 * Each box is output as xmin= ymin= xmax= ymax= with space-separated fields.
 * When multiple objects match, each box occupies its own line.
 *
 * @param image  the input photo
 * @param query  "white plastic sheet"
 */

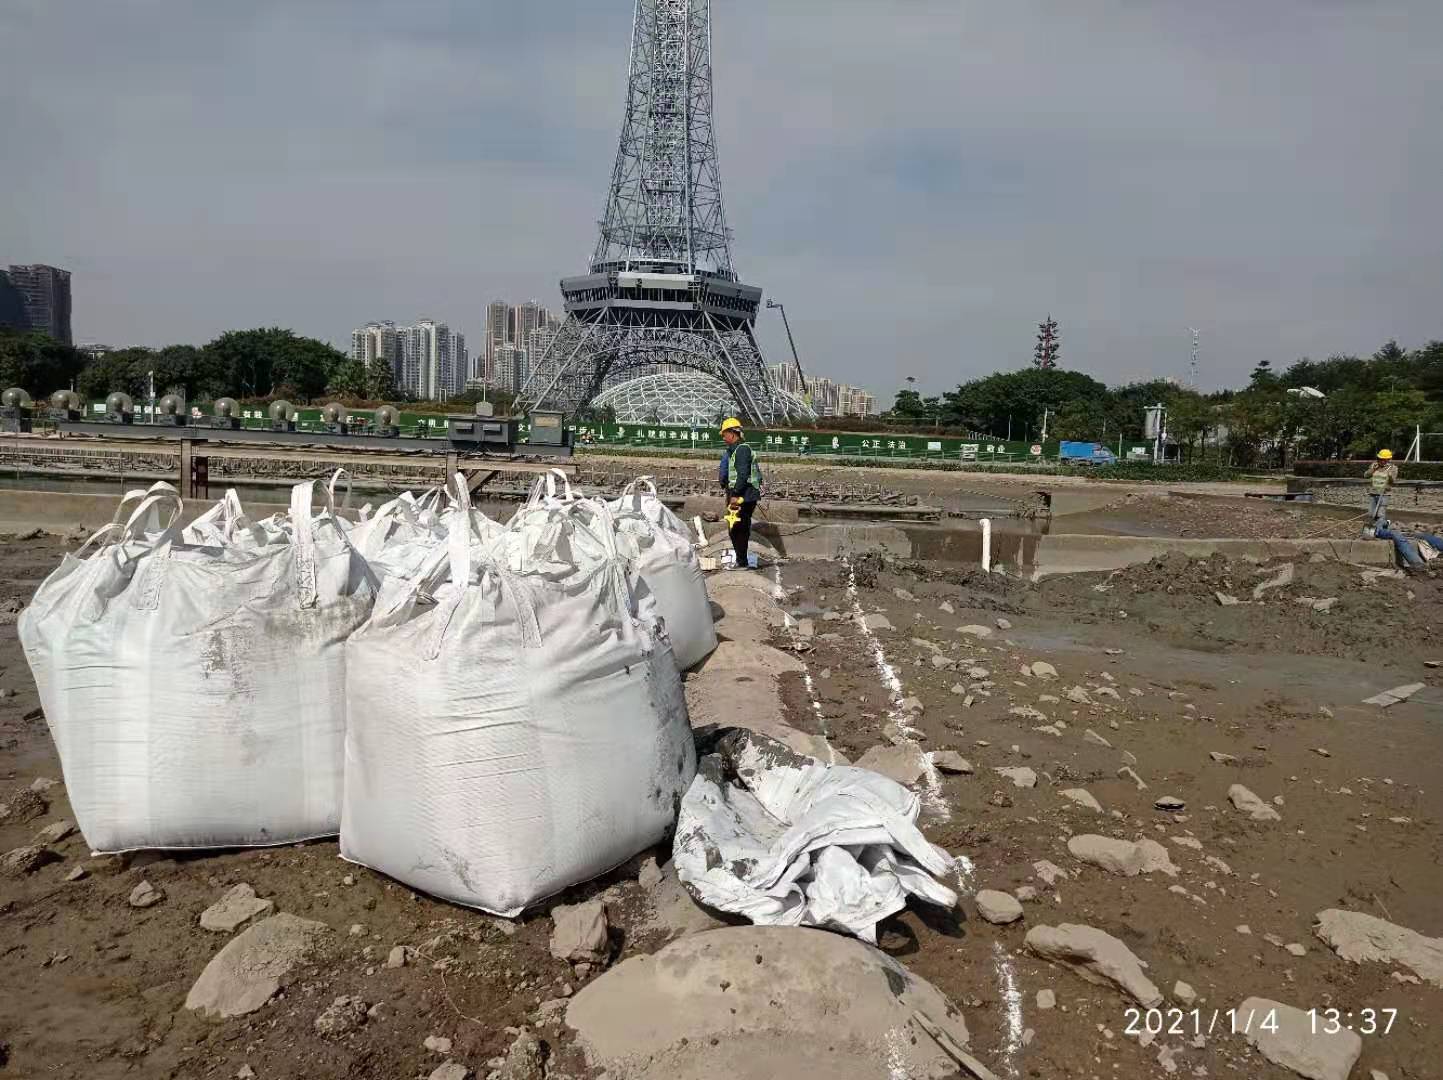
xmin=674 ymin=728 xmax=959 ymax=942
xmin=341 ymin=487 xmax=696 ymax=915
xmin=20 ymin=480 xmax=376 ymax=852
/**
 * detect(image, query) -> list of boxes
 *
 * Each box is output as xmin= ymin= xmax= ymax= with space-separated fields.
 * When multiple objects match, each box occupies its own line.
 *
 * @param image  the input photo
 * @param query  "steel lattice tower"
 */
xmin=515 ymin=0 xmax=797 ymax=424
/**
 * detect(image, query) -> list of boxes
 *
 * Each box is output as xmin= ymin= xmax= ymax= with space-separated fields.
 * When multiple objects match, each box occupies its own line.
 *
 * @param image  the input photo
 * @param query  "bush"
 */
xmin=1295 ymin=460 xmax=1443 ymax=481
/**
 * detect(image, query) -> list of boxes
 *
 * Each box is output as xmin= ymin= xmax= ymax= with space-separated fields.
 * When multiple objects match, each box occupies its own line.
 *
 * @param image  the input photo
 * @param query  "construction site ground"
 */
xmin=2 ymin=471 xmax=1440 ymax=1080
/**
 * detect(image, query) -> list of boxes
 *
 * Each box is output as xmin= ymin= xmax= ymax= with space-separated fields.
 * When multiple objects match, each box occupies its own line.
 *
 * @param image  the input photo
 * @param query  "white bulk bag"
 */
xmin=611 ymin=478 xmax=717 ymax=670
xmin=609 ymin=475 xmax=691 ymax=540
xmin=350 ymin=479 xmax=504 ymax=584
xmin=342 ymin=490 xmax=696 ymax=916
xmin=19 ymin=481 xmax=376 ymax=853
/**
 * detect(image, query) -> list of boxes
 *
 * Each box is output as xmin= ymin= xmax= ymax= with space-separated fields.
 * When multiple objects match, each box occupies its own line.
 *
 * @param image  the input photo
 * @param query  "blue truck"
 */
xmin=1059 ymin=440 xmax=1119 ymax=466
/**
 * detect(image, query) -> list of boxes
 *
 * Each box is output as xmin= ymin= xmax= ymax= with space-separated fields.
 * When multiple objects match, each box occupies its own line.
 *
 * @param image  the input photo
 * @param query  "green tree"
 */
xmin=942 ymin=368 xmax=1109 ymax=439
xmin=1162 ymin=390 xmax=1215 ymax=461
xmin=75 ymin=346 xmax=154 ymax=399
xmin=327 ymin=355 xmax=395 ymax=401
xmin=888 ymin=389 xmax=928 ymax=418
xmin=1249 ymin=359 xmax=1279 ymax=390
xmin=0 ymin=330 xmax=86 ymax=399
xmin=201 ymin=328 xmax=345 ymax=401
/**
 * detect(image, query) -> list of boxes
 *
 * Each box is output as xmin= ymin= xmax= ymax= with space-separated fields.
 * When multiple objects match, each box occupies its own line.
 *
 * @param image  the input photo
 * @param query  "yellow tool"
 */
xmin=724 ymin=497 xmax=742 ymax=528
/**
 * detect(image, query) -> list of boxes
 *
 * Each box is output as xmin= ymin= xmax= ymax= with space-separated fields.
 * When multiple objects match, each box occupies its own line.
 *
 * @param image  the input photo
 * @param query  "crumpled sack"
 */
xmin=673 ymin=728 xmax=959 ymax=942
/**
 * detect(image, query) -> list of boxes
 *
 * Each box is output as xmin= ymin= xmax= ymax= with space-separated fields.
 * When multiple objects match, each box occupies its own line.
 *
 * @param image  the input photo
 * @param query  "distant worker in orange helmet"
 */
xmin=718 ymin=417 xmax=763 ymax=570
xmin=1365 ymin=449 xmax=1398 ymax=525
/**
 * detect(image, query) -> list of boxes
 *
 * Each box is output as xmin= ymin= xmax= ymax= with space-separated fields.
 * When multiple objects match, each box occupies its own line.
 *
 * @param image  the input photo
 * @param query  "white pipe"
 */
xmin=980 ymin=518 xmax=992 ymax=573
xmin=693 ymin=515 xmax=707 ymax=547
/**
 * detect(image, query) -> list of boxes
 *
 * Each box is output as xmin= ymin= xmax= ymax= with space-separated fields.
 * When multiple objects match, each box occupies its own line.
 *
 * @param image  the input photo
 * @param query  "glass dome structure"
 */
xmin=591 ymin=371 xmax=813 ymax=425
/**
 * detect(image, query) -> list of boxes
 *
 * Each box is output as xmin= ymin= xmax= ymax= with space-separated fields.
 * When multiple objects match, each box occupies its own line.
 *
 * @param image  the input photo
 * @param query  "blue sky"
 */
xmin=2 ymin=0 xmax=1440 ymax=398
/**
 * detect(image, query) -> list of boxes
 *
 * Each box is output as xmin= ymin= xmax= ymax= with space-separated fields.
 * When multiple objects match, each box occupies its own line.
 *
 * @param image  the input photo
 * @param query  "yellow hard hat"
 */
xmin=720 ymin=417 xmax=743 ymax=434
xmin=1377 ymin=449 xmax=1393 ymax=460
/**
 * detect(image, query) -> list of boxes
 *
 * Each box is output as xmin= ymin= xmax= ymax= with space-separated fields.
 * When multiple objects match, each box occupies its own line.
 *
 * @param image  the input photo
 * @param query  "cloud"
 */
xmin=1 ymin=0 xmax=1439 ymax=400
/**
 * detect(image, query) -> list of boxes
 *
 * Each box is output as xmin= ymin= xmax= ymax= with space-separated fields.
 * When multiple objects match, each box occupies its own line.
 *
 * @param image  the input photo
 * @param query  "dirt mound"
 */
xmin=1037 ymin=553 xmax=1441 ymax=662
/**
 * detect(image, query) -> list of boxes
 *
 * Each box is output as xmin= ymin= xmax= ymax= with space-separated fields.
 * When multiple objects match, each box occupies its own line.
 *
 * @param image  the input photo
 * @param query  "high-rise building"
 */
xmin=839 ymin=386 xmax=877 ymax=417
xmin=351 ymin=320 xmax=400 ymax=375
xmin=766 ymin=361 xmax=874 ymax=417
xmin=484 ymin=300 xmax=512 ymax=381
xmin=452 ymin=333 xmax=468 ymax=399
xmin=0 ymin=274 xmax=26 ymax=333
xmin=512 ymin=300 xmax=543 ymax=363
xmin=768 ymin=362 xmax=806 ymax=397
xmin=526 ymin=326 xmax=558 ymax=379
xmin=392 ymin=319 xmax=465 ymax=401
xmin=2 ymin=264 xmax=72 ymax=344
xmin=494 ymin=343 xmax=528 ymax=394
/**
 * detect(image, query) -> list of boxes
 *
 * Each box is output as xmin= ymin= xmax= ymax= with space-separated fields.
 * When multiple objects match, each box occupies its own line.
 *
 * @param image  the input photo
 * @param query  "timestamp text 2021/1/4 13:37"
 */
xmin=1124 ymin=1007 xmax=1399 ymax=1038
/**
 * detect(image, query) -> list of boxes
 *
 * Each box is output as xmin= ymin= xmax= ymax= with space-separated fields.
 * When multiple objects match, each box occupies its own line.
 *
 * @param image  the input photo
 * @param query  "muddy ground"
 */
xmin=3 ymin=498 xmax=1441 ymax=1079
xmin=771 ymin=551 xmax=1441 ymax=1079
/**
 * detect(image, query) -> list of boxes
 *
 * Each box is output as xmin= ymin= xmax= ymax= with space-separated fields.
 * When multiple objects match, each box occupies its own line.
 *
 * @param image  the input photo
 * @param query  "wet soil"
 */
xmin=771 ymin=552 xmax=1442 ymax=1080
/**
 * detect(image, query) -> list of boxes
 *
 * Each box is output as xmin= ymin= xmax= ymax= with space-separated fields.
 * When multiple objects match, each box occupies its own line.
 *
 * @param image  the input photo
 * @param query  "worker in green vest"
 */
xmin=1365 ymin=448 xmax=1398 ymax=525
xmin=718 ymin=416 xmax=763 ymax=570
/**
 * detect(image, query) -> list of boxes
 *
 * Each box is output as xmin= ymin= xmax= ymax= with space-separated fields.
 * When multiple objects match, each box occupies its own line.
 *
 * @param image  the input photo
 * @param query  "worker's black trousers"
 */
xmin=730 ymin=500 xmax=758 ymax=569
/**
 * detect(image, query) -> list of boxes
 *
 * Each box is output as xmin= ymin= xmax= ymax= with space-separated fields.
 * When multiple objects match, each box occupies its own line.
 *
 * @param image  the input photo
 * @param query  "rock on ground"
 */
xmin=958 ymin=624 xmax=993 ymax=638
xmin=565 ymin=926 xmax=970 ymax=1080
xmin=128 ymin=880 xmax=164 ymax=908
xmin=495 ymin=1028 xmax=545 ymax=1080
xmin=637 ymin=856 xmax=664 ymax=889
xmin=1067 ymin=835 xmax=1178 ymax=877
xmin=1313 ymin=909 xmax=1443 ymax=987
xmin=33 ymin=819 xmax=75 ymax=845
xmin=314 ymin=995 xmax=368 ymax=1038
xmin=1033 ymin=860 xmax=1069 ymax=886
xmin=1035 ymin=988 xmax=1055 ymax=1009
xmin=424 ymin=1035 xmax=453 ymax=1055
xmin=0 ymin=789 xmax=47 ymax=825
xmin=1229 ymin=784 xmax=1282 ymax=822
xmin=862 ymin=613 xmax=893 ymax=631
xmin=1361 ymin=682 xmax=1425 ymax=707
xmin=550 ymin=900 xmax=610 ymax=965
xmin=975 ymin=890 xmax=1024 ymax=925
xmin=1058 ymin=788 xmax=1102 ymax=812
xmin=199 ymin=883 xmax=275 ymax=933
xmin=1 ymin=844 xmax=59 ymax=877
xmin=1252 ymin=562 xmax=1295 ymax=599
xmin=1025 ymin=923 xmax=1162 ymax=1007
xmin=185 ymin=913 xmax=331 ymax=1018
xmin=1173 ymin=980 xmax=1197 ymax=1006
xmin=995 ymin=766 xmax=1037 ymax=789
xmin=1238 ymin=996 xmax=1361 ymax=1080
xmin=929 ymin=750 xmax=973 ymax=774
xmin=429 ymin=1064 xmax=469 ymax=1080
xmin=1029 ymin=661 xmax=1058 ymax=679
xmin=855 ymin=743 xmax=929 ymax=787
